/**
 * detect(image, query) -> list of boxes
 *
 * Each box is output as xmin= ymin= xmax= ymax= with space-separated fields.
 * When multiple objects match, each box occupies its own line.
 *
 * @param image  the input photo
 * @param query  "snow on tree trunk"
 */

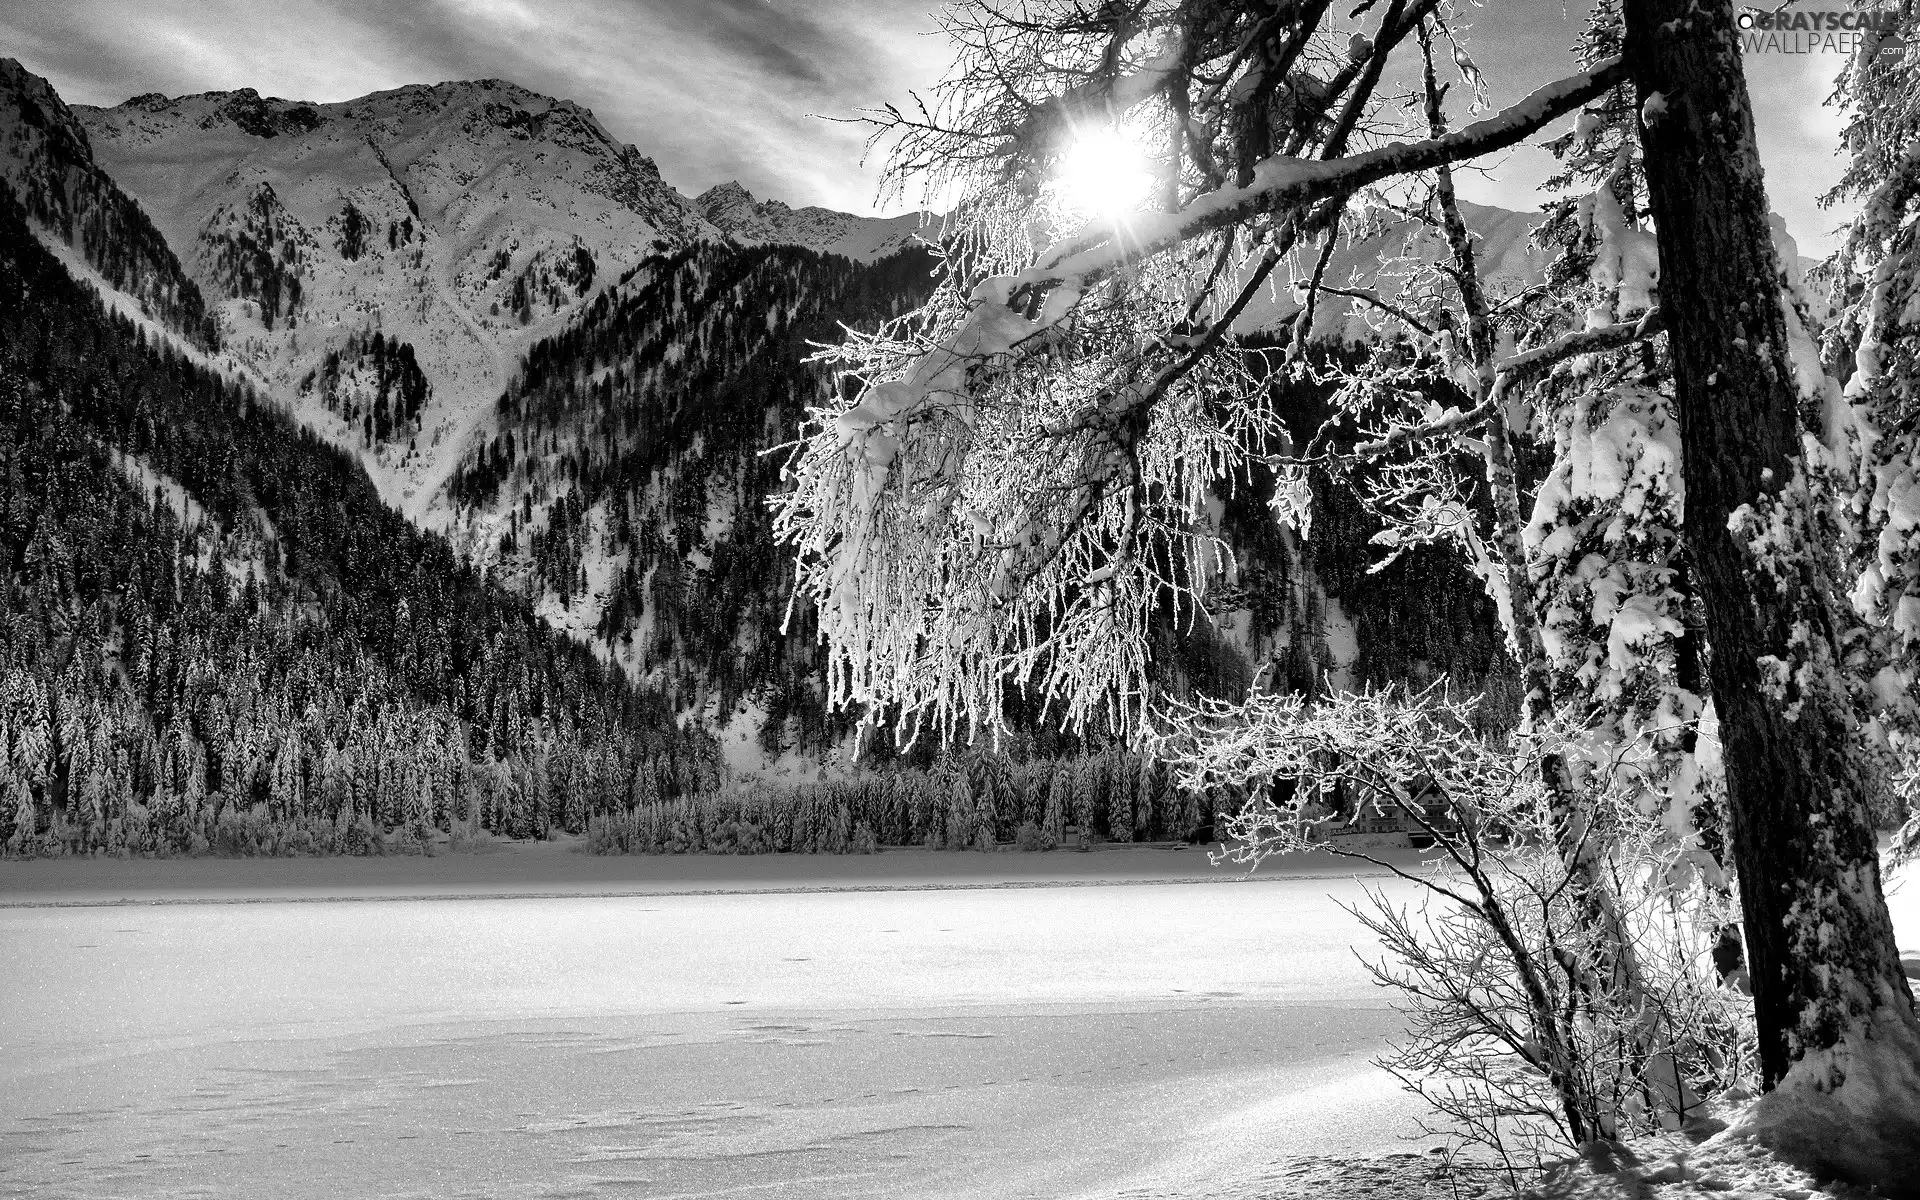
xmin=1624 ymin=0 xmax=1920 ymax=1181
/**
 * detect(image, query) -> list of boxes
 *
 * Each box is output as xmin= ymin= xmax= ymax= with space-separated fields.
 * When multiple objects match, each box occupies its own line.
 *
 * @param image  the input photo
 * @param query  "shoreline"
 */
xmin=0 ymin=837 xmax=1432 ymax=908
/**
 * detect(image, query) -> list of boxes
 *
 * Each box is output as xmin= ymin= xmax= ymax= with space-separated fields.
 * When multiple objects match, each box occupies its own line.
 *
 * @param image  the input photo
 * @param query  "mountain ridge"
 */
xmin=696 ymin=179 xmax=934 ymax=262
xmin=64 ymin=69 xmax=723 ymax=524
xmin=13 ymin=61 xmax=939 ymax=527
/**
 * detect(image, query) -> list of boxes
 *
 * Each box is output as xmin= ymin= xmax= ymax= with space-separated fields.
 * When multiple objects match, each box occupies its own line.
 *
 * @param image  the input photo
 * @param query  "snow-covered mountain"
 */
xmin=42 ymin=69 xmax=933 ymax=526
xmin=696 ymin=181 xmax=934 ymax=262
xmin=0 ymin=114 xmax=709 ymax=858
xmin=59 ymin=77 xmax=713 ymax=522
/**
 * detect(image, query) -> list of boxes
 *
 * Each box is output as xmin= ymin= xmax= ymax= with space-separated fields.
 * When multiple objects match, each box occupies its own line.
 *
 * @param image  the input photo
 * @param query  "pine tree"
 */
xmin=973 ymin=768 xmax=999 ymax=848
xmin=1071 ymin=756 xmax=1097 ymax=840
xmin=1135 ymin=758 xmax=1157 ymax=841
xmin=1043 ymin=765 xmax=1069 ymax=842
xmin=403 ymin=751 xmax=432 ymax=841
xmin=5 ymin=668 xmax=52 ymax=789
xmin=80 ymin=762 xmax=108 ymax=852
xmin=947 ymin=770 xmax=975 ymax=850
xmin=3 ymin=765 xmax=33 ymax=854
xmin=270 ymin=730 xmax=303 ymax=821
xmin=632 ymin=756 xmax=660 ymax=809
xmin=1106 ymin=752 xmax=1134 ymax=844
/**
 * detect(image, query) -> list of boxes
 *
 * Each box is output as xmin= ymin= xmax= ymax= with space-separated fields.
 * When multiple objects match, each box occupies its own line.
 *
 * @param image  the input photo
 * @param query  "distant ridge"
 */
xmin=696 ymin=179 xmax=935 ymax=262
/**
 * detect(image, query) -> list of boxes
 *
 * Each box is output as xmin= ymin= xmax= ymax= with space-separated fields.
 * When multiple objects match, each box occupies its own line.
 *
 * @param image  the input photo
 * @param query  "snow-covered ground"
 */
xmin=5 ymin=850 xmax=1914 ymax=1200
xmin=2 ymin=852 xmax=1433 ymax=1200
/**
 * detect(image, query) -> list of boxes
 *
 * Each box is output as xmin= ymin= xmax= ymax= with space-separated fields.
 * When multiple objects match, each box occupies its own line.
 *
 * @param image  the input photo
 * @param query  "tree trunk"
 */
xmin=1624 ymin=0 xmax=1920 ymax=1186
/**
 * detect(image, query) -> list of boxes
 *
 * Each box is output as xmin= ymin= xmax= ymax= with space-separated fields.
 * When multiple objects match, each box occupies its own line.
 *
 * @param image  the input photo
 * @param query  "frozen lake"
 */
xmin=0 ymin=854 xmax=1431 ymax=1200
xmin=9 ymin=847 xmax=1911 ymax=1200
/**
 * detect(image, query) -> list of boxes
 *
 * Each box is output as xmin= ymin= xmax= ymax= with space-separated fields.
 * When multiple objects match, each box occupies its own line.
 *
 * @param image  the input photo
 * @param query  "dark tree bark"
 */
xmin=1624 ymin=0 xmax=1920 ymax=1186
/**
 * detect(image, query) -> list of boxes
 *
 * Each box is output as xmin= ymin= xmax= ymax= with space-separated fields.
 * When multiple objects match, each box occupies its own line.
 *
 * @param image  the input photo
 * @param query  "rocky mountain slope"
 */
xmin=30 ymin=66 xmax=932 ymax=526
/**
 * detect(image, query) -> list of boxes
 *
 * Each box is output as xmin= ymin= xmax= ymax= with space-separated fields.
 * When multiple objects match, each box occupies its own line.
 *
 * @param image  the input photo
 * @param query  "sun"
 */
xmin=1053 ymin=128 xmax=1154 ymax=220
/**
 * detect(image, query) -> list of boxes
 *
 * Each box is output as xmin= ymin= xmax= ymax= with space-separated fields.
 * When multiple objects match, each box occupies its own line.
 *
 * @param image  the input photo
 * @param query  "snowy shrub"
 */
xmin=121 ymin=801 xmax=150 ymax=854
xmin=340 ymin=812 xmax=379 ymax=857
xmin=1157 ymin=686 xmax=1753 ymax=1167
xmin=585 ymin=811 xmax=635 ymax=854
xmin=389 ymin=826 xmax=433 ymax=856
xmin=446 ymin=826 xmax=495 ymax=854
xmin=1013 ymin=820 xmax=1055 ymax=851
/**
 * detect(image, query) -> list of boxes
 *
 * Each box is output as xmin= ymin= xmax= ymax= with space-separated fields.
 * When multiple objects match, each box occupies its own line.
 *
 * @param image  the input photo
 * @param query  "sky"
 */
xmin=1 ymin=0 xmax=1856 ymax=252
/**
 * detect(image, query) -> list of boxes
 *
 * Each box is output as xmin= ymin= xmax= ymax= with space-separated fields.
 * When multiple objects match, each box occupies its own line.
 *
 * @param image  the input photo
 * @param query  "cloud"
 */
xmin=0 ymin=0 xmax=1853 ymax=245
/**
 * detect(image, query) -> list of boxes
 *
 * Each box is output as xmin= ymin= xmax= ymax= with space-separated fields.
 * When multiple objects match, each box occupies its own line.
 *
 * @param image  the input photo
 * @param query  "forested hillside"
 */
xmin=1227 ymin=347 xmax=1521 ymax=717
xmin=0 ymin=58 xmax=217 ymax=349
xmin=0 ymin=186 xmax=712 ymax=856
xmin=449 ymin=242 xmax=941 ymax=756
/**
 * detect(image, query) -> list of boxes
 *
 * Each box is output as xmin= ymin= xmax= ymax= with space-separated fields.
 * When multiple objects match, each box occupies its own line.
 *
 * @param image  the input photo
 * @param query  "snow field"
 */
xmin=2 ymin=873 xmax=1425 ymax=1200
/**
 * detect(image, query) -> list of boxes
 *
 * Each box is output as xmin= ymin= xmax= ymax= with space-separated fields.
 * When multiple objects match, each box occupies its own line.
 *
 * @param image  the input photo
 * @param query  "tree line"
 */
xmin=586 ymin=751 xmax=1216 ymax=856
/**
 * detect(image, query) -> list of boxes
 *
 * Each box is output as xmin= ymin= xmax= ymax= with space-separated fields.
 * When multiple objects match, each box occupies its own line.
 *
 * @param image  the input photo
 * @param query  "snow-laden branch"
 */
xmin=775 ymin=26 xmax=1629 ymax=747
xmin=1340 ymin=308 xmax=1665 ymax=461
xmin=1347 ymin=398 xmax=1495 ymax=459
xmin=1494 ymin=306 xmax=1665 ymax=392
xmin=1010 ymin=58 xmax=1626 ymax=294
xmin=1308 ymin=284 xmax=1436 ymax=337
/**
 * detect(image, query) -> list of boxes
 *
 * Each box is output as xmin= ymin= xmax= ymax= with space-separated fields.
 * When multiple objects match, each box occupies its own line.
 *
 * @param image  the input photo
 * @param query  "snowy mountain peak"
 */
xmin=31 ymin=65 xmax=941 ymax=528
xmin=697 ymin=178 xmax=937 ymax=264
xmin=696 ymin=180 xmax=759 ymax=211
xmin=62 ymin=73 xmax=728 ymax=522
xmin=79 ymin=78 xmax=704 ymax=236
